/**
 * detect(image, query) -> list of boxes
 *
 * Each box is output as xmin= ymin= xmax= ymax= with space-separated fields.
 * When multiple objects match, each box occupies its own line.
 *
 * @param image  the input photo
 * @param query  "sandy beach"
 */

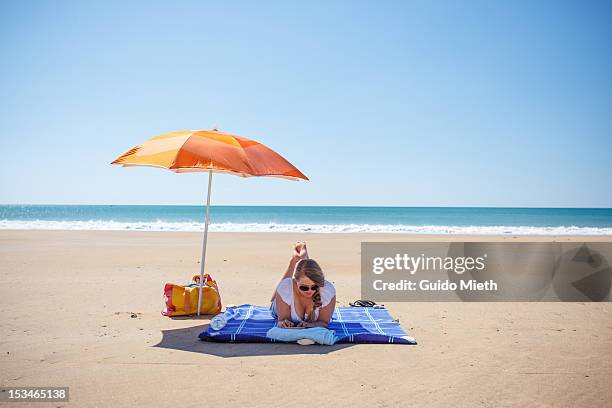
xmin=1 ymin=230 xmax=611 ymax=407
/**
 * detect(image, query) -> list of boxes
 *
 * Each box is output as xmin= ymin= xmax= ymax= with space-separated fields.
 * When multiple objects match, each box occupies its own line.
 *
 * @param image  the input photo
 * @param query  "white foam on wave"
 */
xmin=1 ymin=220 xmax=611 ymax=235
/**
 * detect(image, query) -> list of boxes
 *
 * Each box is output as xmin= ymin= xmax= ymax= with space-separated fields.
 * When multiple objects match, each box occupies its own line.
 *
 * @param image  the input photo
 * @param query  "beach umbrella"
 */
xmin=111 ymin=129 xmax=308 ymax=315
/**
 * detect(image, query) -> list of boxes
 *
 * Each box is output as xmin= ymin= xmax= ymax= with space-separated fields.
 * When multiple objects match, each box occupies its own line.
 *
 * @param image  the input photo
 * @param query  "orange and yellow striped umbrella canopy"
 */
xmin=111 ymin=129 xmax=308 ymax=180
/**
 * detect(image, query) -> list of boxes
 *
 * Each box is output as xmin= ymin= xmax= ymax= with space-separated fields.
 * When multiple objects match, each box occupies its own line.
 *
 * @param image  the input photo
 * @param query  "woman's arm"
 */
xmin=273 ymin=293 xmax=295 ymax=328
xmin=298 ymin=295 xmax=336 ymax=328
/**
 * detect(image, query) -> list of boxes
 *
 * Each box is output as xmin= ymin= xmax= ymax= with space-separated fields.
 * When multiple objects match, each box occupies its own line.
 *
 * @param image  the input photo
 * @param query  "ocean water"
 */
xmin=1 ymin=205 xmax=612 ymax=234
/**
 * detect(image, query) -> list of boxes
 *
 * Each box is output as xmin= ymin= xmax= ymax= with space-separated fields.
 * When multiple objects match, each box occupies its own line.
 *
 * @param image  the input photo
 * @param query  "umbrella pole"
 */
xmin=197 ymin=170 xmax=213 ymax=316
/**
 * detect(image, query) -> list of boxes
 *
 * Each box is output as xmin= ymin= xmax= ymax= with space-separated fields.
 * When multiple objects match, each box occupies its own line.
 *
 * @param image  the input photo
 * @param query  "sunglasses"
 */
xmin=298 ymin=284 xmax=319 ymax=292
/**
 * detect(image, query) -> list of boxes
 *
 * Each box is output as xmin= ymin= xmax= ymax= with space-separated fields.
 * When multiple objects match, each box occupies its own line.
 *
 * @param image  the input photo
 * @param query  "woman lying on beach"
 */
xmin=270 ymin=242 xmax=336 ymax=328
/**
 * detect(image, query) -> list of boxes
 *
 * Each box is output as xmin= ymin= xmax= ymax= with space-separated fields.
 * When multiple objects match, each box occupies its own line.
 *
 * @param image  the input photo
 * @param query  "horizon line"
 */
xmin=1 ymin=203 xmax=611 ymax=210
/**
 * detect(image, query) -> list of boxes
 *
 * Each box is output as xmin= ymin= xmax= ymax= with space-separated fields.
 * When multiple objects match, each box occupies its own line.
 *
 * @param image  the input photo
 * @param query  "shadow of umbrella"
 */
xmin=153 ymin=325 xmax=355 ymax=358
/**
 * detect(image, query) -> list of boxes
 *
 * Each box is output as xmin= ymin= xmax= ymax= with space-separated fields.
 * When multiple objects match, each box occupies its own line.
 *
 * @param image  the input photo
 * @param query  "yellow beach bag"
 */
xmin=162 ymin=273 xmax=222 ymax=316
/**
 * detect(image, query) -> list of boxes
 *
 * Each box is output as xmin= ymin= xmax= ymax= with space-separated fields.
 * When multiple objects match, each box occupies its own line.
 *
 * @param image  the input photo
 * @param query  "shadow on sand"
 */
xmin=153 ymin=324 xmax=354 ymax=357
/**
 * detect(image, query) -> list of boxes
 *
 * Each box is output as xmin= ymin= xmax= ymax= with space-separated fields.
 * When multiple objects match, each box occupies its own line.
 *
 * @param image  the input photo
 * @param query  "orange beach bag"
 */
xmin=162 ymin=273 xmax=222 ymax=316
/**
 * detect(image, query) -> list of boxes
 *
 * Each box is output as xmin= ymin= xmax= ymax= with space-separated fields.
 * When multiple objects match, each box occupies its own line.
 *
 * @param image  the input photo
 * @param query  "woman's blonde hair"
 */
xmin=293 ymin=258 xmax=325 ymax=322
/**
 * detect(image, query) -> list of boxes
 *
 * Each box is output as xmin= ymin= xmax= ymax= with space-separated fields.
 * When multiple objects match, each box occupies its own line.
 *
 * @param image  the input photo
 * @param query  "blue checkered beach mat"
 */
xmin=198 ymin=304 xmax=417 ymax=345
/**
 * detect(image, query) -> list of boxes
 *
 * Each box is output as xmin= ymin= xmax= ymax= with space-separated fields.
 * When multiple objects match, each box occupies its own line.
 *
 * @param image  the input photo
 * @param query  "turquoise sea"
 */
xmin=1 ymin=205 xmax=612 ymax=234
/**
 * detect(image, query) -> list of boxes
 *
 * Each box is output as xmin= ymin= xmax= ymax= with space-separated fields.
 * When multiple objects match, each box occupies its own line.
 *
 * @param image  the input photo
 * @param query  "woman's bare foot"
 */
xmin=293 ymin=241 xmax=309 ymax=260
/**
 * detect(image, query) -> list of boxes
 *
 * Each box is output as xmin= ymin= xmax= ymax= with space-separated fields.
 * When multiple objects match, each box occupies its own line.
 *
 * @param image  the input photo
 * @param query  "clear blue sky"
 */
xmin=1 ymin=0 xmax=611 ymax=207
